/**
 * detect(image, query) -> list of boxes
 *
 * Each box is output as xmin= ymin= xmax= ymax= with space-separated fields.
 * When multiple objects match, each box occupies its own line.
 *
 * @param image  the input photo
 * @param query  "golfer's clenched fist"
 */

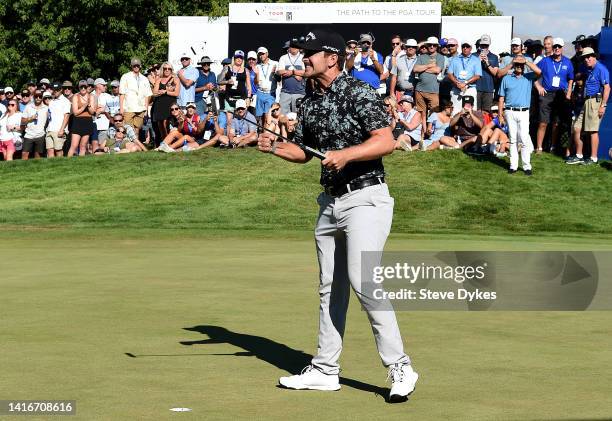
xmin=322 ymin=150 xmax=349 ymax=171
xmin=257 ymin=132 xmax=276 ymax=153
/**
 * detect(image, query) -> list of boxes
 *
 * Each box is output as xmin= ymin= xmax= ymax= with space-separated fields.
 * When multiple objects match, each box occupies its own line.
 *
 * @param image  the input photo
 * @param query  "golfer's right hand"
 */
xmin=257 ymin=132 xmax=275 ymax=153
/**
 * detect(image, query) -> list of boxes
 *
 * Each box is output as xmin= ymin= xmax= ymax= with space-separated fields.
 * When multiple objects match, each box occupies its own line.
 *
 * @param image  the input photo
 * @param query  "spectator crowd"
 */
xmin=0 ymin=31 xmax=608 ymax=174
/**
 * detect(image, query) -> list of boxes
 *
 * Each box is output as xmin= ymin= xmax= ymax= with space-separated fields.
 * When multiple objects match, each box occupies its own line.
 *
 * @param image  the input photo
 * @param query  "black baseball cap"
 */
xmin=462 ymin=95 xmax=475 ymax=105
xmin=291 ymin=29 xmax=346 ymax=55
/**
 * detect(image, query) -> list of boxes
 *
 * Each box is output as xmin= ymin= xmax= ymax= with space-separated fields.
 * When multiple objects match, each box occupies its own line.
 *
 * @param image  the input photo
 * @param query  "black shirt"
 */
xmin=294 ymin=73 xmax=388 ymax=188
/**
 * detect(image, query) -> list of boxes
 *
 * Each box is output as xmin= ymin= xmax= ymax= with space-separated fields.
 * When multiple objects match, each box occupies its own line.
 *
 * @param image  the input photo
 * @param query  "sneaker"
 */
xmin=278 ymin=365 xmax=341 ymax=391
xmin=508 ymin=168 xmax=517 ymax=174
xmin=398 ymin=139 xmax=412 ymax=152
xmin=581 ymin=158 xmax=597 ymax=165
xmin=387 ymin=364 xmax=419 ymax=403
xmin=566 ymin=156 xmax=583 ymax=165
xmin=495 ymin=152 xmax=507 ymax=158
xmin=524 ymin=169 xmax=533 ymax=176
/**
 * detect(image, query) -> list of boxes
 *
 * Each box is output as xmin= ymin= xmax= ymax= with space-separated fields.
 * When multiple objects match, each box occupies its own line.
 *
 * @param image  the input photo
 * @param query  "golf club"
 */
xmin=227 ymin=110 xmax=326 ymax=160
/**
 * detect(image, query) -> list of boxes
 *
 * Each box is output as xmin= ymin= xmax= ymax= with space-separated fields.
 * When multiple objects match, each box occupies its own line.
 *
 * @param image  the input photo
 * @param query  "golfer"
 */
xmin=257 ymin=29 xmax=418 ymax=402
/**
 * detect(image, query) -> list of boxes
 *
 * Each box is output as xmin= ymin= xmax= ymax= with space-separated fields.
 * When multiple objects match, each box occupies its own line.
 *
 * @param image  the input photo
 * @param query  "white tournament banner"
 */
xmin=228 ymin=2 xmax=442 ymax=24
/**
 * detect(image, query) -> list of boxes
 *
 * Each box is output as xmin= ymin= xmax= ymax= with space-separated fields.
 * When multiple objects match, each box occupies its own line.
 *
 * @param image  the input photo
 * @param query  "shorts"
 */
xmin=539 ymin=90 xmax=569 ymax=124
xmin=573 ymin=97 xmax=602 ymax=132
xmin=71 ymin=116 xmax=94 ymax=137
xmin=45 ymin=131 xmax=66 ymax=150
xmin=124 ymin=111 xmax=145 ymax=131
xmin=97 ymin=130 xmax=108 ymax=144
xmin=0 ymin=140 xmax=16 ymax=155
xmin=255 ymin=92 xmax=275 ymax=117
xmin=415 ymin=91 xmax=439 ymax=113
xmin=477 ymin=91 xmax=494 ymax=112
xmin=23 ymin=136 xmax=45 ymax=154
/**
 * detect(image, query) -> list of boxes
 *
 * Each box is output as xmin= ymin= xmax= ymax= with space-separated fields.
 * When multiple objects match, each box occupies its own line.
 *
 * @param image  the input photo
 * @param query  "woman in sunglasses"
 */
xmin=221 ymin=50 xmax=252 ymax=111
xmin=0 ymin=100 xmax=23 ymax=160
xmin=152 ymin=62 xmax=180 ymax=143
xmin=67 ymin=80 xmax=96 ymax=157
xmin=264 ymin=103 xmax=282 ymax=139
xmin=157 ymin=102 xmax=202 ymax=152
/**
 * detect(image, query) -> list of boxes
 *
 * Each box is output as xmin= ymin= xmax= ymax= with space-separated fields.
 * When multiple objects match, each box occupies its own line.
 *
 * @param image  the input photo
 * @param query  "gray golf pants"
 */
xmin=311 ymin=183 xmax=410 ymax=375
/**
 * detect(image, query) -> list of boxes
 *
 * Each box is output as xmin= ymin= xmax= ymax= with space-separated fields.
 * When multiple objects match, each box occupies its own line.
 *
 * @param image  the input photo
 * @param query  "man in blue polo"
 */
xmin=345 ymin=33 xmax=385 ymax=91
xmin=568 ymin=47 xmax=610 ymax=165
xmin=447 ymin=41 xmax=482 ymax=115
xmin=498 ymin=56 xmax=542 ymax=175
xmin=534 ymin=37 xmax=574 ymax=154
xmin=194 ymin=56 xmax=217 ymax=116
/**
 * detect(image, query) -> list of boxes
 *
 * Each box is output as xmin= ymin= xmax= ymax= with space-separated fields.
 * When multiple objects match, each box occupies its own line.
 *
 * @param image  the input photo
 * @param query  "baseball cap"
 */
xmin=221 ymin=58 xmax=232 ymax=65
xmin=283 ymin=40 xmax=291 ymax=49
xmin=425 ymin=36 xmax=439 ymax=45
xmin=447 ymin=38 xmax=458 ymax=46
xmin=27 ymin=80 xmax=36 ymax=86
xmin=39 ymin=78 xmax=50 ymax=85
xmin=404 ymin=38 xmax=418 ymax=47
xmin=234 ymin=50 xmax=245 ymax=58
xmin=346 ymin=39 xmax=358 ymax=46
xmin=511 ymin=37 xmax=522 ymax=46
xmin=62 ymin=80 xmax=73 ymax=88
xmin=130 ymin=58 xmax=142 ymax=67
xmin=581 ymin=47 xmax=596 ymax=58
xmin=257 ymin=47 xmax=268 ymax=54
xmin=78 ymin=80 xmax=88 ymax=88
xmin=94 ymin=78 xmax=107 ymax=86
xmin=359 ymin=33 xmax=373 ymax=43
xmin=86 ymin=78 xmax=95 ymax=86
xmin=42 ymin=91 xmax=52 ymax=99
xmin=197 ymin=56 xmax=213 ymax=65
xmin=491 ymin=105 xmax=499 ymax=111
xmin=235 ymin=99 xmax=247 ymax=109
xmin=479 ymin=34 xmax=492 ymax=45
xmin=439 ymin=38 xmax=448 ymax=47
xmin=186 ymin=102 xmax=196 ymax=109
xmin=573 ymin=34 xmax=586 ymax=45
xmin=398 ymin=94 xmax=414 ymax=104
xmin=110 ymin=80 xmax=120 ymax=87
xmin=247 ymin=51 xmax=257 ymax=60
xmin=552 ymin=37 xmax=565 ymax=47
xmin=51 ymin=82 xmax=61 ymax=90
xmin=4 ymin=87 xmax=14 ymax=93
xmin=530 ymin=39 xmax=543 ymax=48
xmin=21 ymin=89 xmax=29 ymax=96
xmin=291 ymin=29 xmax=346 ymax=55
xmin=179 ymin=52 xmax=191 ymax=59
xmin=462 ymin=95 xmax=475 ymax=105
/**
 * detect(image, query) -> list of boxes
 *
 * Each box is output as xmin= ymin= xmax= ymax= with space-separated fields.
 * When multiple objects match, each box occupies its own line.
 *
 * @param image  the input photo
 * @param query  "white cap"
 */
xmin=179 ymin=52 xmax=191 ymax=59
xmin=247 ymin=50 xmax=257 ymax=60
xmin=426 ymin=36 xmax=439 ymax=45
xmin=235 ymin=99 xmax=247 ymax=109
xmin=257 ymin=47 xmax=268 ymax=54
xmin=42 ymin=91 xmax=53 ymax=98
xmin=4 ymin=86 xmax=14 ymax=93
xmin=94 ymin=78 xmax=107 ymax=86
xmin=552 ymin=37 xmax=565 ymax=47
xmin=511 ymin=37 xmax=522 ymax=46
xmin=491 ymin=105 xmax=499 ymax=111
xmin=404 ymin=38 xmax=418 ymax=47
xmin=39 ymin=78 xmax=50 ymax=84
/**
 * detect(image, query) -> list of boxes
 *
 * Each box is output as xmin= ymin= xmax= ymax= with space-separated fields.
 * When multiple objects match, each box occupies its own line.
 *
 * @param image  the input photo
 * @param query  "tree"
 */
xmin=0 ymin=0 xmax=501 ymax=90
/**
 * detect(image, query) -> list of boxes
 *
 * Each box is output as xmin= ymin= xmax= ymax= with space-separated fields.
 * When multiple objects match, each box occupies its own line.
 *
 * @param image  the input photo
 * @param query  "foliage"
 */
xmin=0 ymin=0 xmax=500 ymax=89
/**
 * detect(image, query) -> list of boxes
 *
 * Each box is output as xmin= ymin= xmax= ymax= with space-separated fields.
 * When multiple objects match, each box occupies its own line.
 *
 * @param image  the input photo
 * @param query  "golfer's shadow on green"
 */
xmin=180 ymin=325 xmax=389 ymax=400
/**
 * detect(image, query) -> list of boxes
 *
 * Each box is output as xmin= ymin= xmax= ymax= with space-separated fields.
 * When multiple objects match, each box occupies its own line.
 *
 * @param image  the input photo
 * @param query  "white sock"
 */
xmin=591 ymin=157 xmax=598 ymax=162
xmin=576 ymin=153 xmax=583 ymax=159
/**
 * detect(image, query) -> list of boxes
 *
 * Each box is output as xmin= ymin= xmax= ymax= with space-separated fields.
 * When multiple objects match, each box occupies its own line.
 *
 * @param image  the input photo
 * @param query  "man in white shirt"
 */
xmin=254 ymin=46 xmax=278 ymax=122
xmin=93 ymin=78 xmax=112 ymax=151
xmin=21 ymin=90 xmax=49 ymax=160
xmin=45 ymin=83 xmax=71 ymax=157
xmin=107 ymin=80 xmax=121 ymax=117
xmin=276 ymin=43 xmax=306 ymax=114
xmin=119 ymin=57 xmax=152 ymax=133
xmin=177 ymin=52 xmax=199 ymax=109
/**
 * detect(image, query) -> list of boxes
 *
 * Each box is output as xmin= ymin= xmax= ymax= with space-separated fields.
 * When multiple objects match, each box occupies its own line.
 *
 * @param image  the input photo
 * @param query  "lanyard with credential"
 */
xmin=552 ymin=60 xmax=562 ymax=75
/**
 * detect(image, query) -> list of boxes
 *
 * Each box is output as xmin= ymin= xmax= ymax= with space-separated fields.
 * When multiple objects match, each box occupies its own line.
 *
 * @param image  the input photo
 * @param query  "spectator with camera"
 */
xmin=474 ymin=35 xmax=499 ymax=112
xmin=195 ymin=56 xmax=217 ymax=116
xmin=345 ymin=33 xmax=385 ymax=91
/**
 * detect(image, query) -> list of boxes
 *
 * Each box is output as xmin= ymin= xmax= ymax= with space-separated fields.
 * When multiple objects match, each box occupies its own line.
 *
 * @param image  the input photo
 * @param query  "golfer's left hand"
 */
xmin=322 ymin=150 xmax=349 ymax=171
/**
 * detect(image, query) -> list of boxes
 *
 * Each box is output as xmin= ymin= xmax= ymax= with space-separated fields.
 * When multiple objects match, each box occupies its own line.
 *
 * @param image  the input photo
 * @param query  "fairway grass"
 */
xmin=2 ymin=235 xmax=611 ymax=421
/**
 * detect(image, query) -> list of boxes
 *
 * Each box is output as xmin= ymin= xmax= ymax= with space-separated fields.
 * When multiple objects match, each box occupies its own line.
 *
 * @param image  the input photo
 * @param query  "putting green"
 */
xmin=2 ymin=234 xmax=611 ymax=420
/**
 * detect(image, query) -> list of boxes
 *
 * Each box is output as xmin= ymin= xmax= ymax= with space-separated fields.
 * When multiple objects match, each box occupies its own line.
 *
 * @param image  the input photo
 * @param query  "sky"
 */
xmin=495 ymin=0 xmax=604 ymax=43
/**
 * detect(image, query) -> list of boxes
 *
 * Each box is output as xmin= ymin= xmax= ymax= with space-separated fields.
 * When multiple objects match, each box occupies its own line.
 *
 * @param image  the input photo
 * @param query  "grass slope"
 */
xmin=0 ymin=148 xmax=610 ymax=236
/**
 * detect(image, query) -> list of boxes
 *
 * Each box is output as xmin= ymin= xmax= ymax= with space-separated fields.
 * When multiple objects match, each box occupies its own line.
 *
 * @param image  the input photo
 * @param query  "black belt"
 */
xmin=505 ymin=107 xmax=529 ymax=111
xmin=584 ymin=95 xmax=601 ymax=100
xmin=324 ymin=177 xmax=385 ymax=197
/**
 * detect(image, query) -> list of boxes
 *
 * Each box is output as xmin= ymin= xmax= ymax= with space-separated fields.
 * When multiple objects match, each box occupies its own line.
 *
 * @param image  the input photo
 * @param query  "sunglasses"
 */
xmin=236 ymin=107 xmax=246 ymax=111
xmin=383 ymin=103 xmax=391 ymax=107
xmin=405 ymin=45 xmax=416 ymax=49
xmin=181 ymin=57 xmax=190 ymax=61
xmin=8 ymin=103 xmax=17 ymax=107
xmin=462 ymin=45 xmax=472 ymax=49
xmin=117 ymin=129 xmax=125 ymax=134
xmin=186 ymin=106 xmax=196 ymax=110
xmin=79 ymin=86 xmax=87 ymax=89
xmin=22 ymin=93 xmax=31 ymax=97
xmin=132 ymin=64 xmax=141 ymax=68
xmin=248 ymin=58 xmax=256 ymax=60
xmin=170 ymin=107 xmax=180 ymax=111
xmin=113 ymin=119 xmax=123 ymax=122
xmin=163 ymin=67 xmax=172 ymax=70
xmin=361 ymin=41 xmax=371 ymax=45
xmin=43 ymin=96 xmax=51 ymax=100
xmin=392 ymin=42 xmax=400 ymax=46
xmin=34 ymin=95 xmax=43 ymax=99
xmin=447 ymin=44 xmax=457 ymax=47
xmin=271 ymin=108 xmax=280 ymax=112
xmin=553 ymin=45 xmax=563 ymax=49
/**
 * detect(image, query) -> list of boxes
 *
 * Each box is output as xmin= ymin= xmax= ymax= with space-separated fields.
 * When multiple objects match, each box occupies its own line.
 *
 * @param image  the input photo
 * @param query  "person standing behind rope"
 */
xmin=257 ymin=29 xmax=419 ymax=403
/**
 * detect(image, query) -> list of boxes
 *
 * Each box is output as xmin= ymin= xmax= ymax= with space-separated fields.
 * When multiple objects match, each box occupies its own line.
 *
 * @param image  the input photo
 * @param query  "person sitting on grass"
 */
xmin=479 ymin=105 xmax=509 ymax=157
xmin=189 ymin=111 xmax=223 ymax=150
xmin=383 ymin=96 xmax=410 ymax=151
xmin=395 ymin=94 xmax=421 ymax=151
xmin=157 ymin=102 xmax=201 ymax=152
xmin=264 ymin=102 xmax=282 ymax=138
xmin=228 ymin=99 xmax=257 ymax=148
xmin=448 ymin=95 xmax=483 ymax=151
xmin=107 ymin=113 xmax=147 ymax=153
xmin=424 ymin=101 xmax=461 ymax=150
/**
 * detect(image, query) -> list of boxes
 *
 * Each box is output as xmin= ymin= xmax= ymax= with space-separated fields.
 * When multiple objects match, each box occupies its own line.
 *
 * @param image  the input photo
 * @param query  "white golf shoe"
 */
xmin=279 ymin=365 xmax=341 ymax=391
xmin=387 ymin=363 xmax=418 ymax=402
